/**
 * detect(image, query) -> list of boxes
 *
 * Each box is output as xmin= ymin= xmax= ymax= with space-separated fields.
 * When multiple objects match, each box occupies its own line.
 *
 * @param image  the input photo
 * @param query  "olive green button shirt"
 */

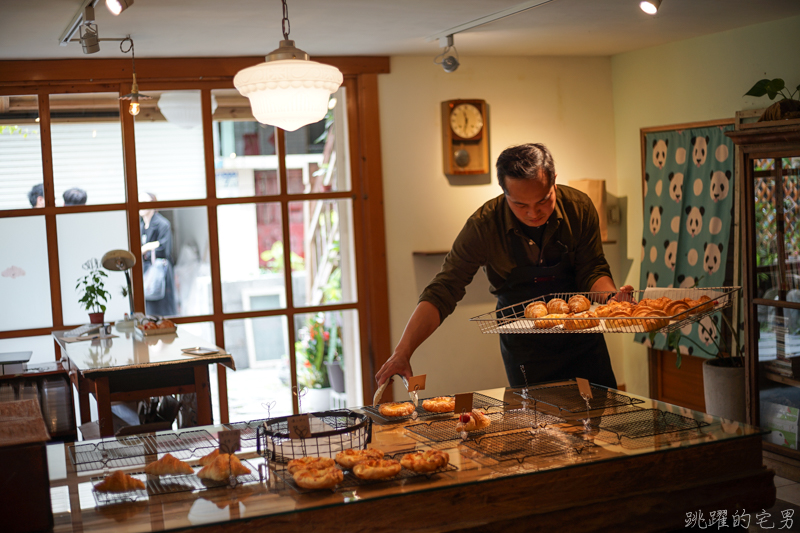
xmin=419 ymin=185 xmax=612 ymax=322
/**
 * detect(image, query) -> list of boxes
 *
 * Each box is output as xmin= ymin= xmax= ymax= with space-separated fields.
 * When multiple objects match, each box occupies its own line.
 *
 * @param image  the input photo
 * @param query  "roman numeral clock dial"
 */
xmin=441 ymin=99 xmax=489 ymax=175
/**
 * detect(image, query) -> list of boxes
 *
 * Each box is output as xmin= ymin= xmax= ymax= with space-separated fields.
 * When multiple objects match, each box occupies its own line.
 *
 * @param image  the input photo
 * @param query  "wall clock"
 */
xmin=441 ymin=99 xmax=489 ymax=175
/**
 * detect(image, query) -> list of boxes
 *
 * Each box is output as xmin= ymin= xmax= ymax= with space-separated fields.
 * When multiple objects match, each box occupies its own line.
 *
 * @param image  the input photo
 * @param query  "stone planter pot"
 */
xmin=302 ymin=387 xmax=332 ymax=413
xmin=702 ymin=358 xmax=745 ymax=422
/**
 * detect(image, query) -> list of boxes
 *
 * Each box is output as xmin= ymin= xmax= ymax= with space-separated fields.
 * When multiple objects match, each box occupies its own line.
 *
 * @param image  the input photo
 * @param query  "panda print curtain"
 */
xmin=637 ymin=124 xmax=735 ymax=354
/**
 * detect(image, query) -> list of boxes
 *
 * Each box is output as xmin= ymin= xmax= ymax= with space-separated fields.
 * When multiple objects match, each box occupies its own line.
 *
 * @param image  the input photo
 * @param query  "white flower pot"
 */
xmin=302 ymin=387 xmax=331 ymax=413
xmin=702 ymin=358 xmax=746 ymax=422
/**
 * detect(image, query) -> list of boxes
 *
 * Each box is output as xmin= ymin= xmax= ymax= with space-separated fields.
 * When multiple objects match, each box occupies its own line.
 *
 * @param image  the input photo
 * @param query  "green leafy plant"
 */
xmin=295 ymin=312 xmax=342 ymax=389
xmin=745 ymin=78 xmax=799 ymax=101
xmin=76 ymin=258 xmax=110 ymax=314
xmin=259 ymin=241 xmax=304 ymax=273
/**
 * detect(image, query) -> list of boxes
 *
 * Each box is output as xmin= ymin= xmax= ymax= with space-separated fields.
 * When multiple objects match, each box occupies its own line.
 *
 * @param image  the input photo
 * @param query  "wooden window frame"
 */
xmin=0 ymin=56 xmax=392 ymax=421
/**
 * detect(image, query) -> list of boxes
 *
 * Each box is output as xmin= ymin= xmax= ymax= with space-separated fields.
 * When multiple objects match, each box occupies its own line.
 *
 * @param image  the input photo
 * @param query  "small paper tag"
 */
xmin=406 ymin=374 xmax=426 ymax=393
xmin=454 ymin=392 xmax=474 ymax=415
xmin=576 ymin=378 xmax=593 ymax=400
xmin=287 ymin=414 xmax=311 ymax=439
xmin=219 ymin=429 xmax=241 ymax=454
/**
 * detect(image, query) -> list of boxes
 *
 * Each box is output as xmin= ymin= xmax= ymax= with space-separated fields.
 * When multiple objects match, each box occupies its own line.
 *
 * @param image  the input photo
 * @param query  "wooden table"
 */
xmin=48 ymin=384 xmax=775 ymax=532
xmin=53 ymin=325 xmax=235 ymax=437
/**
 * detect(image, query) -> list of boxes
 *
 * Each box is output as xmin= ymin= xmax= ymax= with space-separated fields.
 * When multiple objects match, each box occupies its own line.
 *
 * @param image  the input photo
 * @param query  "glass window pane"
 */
xmin=223 ymin=317 xmax=292 ymax=422
xmin=212 ymin=89 xmax=278 ymax=198
xmin=285 ymin=88 xmax=351 ymax=194
xmin=50 ymin=93 xmax=126 ymax=206
xmin=0 ymin=216 xmax=52 ymax=330
xmin=218 ymin=203 xmax=287 ymax=313
xmin=139 ymin=206 xmax=212 ymax=318
xmin=57 ymin=211 xmax=129 ymax=325
xmin=290 ymin=199 xmax=357 ymax=307
xmin=135 ymin=90 xmax=207 ymax=201
xmin=294 ymin=309 xmax=362 ymax=412
xmin=0 ymin=95 xmax=43 ymax=210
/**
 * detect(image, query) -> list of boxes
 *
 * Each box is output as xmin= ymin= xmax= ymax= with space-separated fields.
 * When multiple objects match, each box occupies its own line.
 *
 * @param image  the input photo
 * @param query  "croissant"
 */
xmin=546 ymin=298 xmax=569 ymax=315
xmin=534 ymin=313 xmax=568 ymax=328
xmin=664 ymin=299 xmax=691 ymax=318
xmin=198 ymin=449 xmax=220 ymax=466
xmin=145 ymin=453 xmax=194 ymax=476
xmin=197 ymin=454 xmax=251 ymax=481
xmin=563 ymin=310 xmax=599 ymax=330
xmin=568 ymin=295 xmax=591 ymax=314
xmin=524 ymin=302 xmax=548 ymax=319
xmin=640 ymin=309 xmax=669 ymax=332
xmin=94 ymin=470 xmax=145 ymax=492
xmin=694 ymin=295 xmax=714 ymax=313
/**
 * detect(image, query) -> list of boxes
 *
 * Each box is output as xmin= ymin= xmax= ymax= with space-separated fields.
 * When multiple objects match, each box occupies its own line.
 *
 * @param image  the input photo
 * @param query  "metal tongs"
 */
xmin=372 ymin=374 xmax=418 ymax=407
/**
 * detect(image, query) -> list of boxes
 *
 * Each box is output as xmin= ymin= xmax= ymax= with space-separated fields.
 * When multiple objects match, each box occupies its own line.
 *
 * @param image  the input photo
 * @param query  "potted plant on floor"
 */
xmin=76 ymin=258 xmax=111 ymax=324
xmin=296 ymin=312 xmax=343 ymax=411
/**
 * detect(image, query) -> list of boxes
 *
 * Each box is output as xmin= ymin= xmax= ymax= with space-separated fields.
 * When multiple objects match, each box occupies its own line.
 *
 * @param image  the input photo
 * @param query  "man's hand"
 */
xmin=609 ymin=285 xmax=635 ymax=303
xmin=375 ymin=349 xmax=413 ymax=387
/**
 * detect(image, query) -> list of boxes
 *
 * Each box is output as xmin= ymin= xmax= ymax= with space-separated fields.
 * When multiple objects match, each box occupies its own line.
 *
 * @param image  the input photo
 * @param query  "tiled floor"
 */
xmin=751 ymin=476 xmax=800 ymax=531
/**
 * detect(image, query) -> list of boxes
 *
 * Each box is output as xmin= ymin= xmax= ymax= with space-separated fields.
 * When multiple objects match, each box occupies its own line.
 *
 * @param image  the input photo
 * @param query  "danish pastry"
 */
xmin=353 ymin=458 xmax=402 ymax=480
xmin=563 ymin=310 xmax=599 ymax=331
xmin=664 ymin=299 xmax=691 ymax=318
xmin=455 ymin=409 xmax=492 ymax=432
xmin=335 ymin=448 xmax=384 ymax=470
xmin=422 ymin=396 xmax=455 ymax=413
xmin=605 ymin=309 xmax=634 ymax=330
xmin=546 ymin=298 xmax=569 ymax=315
xmin=145 ymin=453 xmax=194 ymax=476
xmin=694 ymin=295 xmax=714 ymax=313
xmin=400 ymin=450 xmax=449 ymax=473
xmin=378 ymin=402 xmax=415 ymax=417
xmin=524 ymin=302 xmax=548 ymax=319
xmin=287 ymin=456 xmax=335 ymax=475
xmin=197 ymin=454 xmax=251 ymax=481
xmin=293 ymin=465 xmax=343 ymax=489
xmin=534 ymin=313 xmax=568 ymax=328
xmin=640 ymin=309 xmax=669 ymax=332
xmin=568 ymin=294 xmax=591 ymax=314
xmin=94 ymin=470 xmax=145 ymax=493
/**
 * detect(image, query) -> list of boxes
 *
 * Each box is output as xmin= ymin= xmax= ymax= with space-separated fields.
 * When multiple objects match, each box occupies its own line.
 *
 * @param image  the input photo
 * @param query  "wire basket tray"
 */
xmin=586 ymin=409 xmax=709 ymax=448
xmin=274 ymin=450 xmax=457 ymax=494
xmin=257 ymin=410 xmax=371 ymax=466
xmin=70 ymin=430 xmax=218 ymax=472
xmin=463 ymin=428 xmax=595 ymax=465
xmin=516 ymin=383 xmax=645 ymax=414
xmin=362 ymin=392 xmax=508 ymax=424
xmin=404 ymin=409 xmax=564 ymax=443
xmin=470 ymin=287 xmax=740 ymax=335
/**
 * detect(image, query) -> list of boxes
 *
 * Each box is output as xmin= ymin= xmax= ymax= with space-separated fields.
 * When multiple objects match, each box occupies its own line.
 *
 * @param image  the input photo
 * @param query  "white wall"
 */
xmin=378 ymin=56 xmax=620 ymax=398
xmin=611 ymin=15 xmax=800 ymax=396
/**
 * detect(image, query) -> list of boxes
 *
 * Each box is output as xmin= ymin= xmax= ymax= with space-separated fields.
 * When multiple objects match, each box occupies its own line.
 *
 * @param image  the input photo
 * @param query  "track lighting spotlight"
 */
xmin=106 ymin=0 xmax=134 ymax=16
xmin=434 ymin=35 xmax=460 ymax=73
xmin=640 ymin=0 xmax=661 ymax=15
xmin=79 ymin=5 xmax=100 ymax=54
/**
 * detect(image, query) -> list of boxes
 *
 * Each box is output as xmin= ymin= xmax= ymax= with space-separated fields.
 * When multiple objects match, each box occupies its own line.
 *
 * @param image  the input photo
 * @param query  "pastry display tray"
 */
xmin=362 ymin=392 xmax=507 ymax=424
xmin=585 ymin=408 xmax=709 ymax=449
xmin=516 ymin=383 xmax=645 ymax=414
xmin=470 ymin=287 xmax=740 ymax=335
xmin=404 ymin=409 xmax=564 ymax=443
xmin=462 ymin=428 xmax=595 ymax=465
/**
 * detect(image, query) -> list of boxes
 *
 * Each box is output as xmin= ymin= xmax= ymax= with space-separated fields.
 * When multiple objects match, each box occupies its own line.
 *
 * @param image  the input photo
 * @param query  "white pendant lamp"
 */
xmin=158 ymin=91 xmax=218 ymax=129
xmin=233 ymin=0 xmax=342 ymax=132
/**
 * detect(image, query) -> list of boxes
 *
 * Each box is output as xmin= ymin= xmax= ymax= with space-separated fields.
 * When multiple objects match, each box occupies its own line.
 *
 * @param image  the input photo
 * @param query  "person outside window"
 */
xmin=139 ymin=192 xmax=177 ymax=316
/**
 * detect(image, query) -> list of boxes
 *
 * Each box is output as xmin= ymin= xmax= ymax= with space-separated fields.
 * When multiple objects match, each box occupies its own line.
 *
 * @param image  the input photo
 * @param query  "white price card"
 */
xmin=219 ymin=429 xmax=241 ymax=454
xmin=576 ymin=378 xmax=593 ymax=400
xmin=287 ymin=414 xmax=311 ymax=439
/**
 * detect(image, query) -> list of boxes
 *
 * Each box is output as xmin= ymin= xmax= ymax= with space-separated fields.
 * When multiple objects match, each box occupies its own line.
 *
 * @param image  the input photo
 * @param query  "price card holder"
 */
xmin=219 ymin=429 xmax=241 ymax=454
xmin=454 ymin=392 xmax=474 ymax=414
xmin=576 ymin=378 xmax=593 ymax=400
xmin=287 ymin=414 xmax=311 ymax=439
xmin=406 ymin=374 xmax=426 ymax=393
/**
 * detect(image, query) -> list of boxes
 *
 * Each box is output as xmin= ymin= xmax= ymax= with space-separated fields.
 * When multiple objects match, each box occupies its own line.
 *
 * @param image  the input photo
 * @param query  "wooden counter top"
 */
xmin=49 ymin=385 xmax=775 ymax=532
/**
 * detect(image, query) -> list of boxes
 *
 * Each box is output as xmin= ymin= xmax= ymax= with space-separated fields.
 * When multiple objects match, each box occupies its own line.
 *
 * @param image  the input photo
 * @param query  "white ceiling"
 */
xmin=1 ymin=0 xmax=799 ymax=60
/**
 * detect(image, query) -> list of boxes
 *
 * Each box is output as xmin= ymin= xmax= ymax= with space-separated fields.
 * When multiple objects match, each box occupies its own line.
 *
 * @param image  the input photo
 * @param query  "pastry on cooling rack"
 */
xmin=400 ymin=450 xmax=449 ymax=473
xmin=293 ymin=465 xmax=343 ymax=489
xmin=563 ymin=310 xmax=599 ymax=331
xmin=287 ymin=456 xmax=336 ymax=475
xmin=595 ymin=300 xmax=634 ymax=317
xmin=145 ymin=453 xmax=193 ymax=476
xmin=455 ymin=409 xmax=491 ymax=432
xmin=568 ymin=294 xmax=591 ymax=313
xmin=94 ymin=470 xmax=145 ymax=492
xmin=197 ymin=454 xmax=251 ymax=481
xmin=604 ymin=309 xmax=634 ymax=330
xmin=693 ymin=295 xmax=714 ymax=313
xmin=335 ymin=448 xmax=384 ymax=470
xmin=422 ymin=396 xmax=455 ymax=413
xmin=524 ymin=301 xmax=548 ymax=319
xmin=378 ymin=402 xmax=415 ymax=417
xmin=534 ymin=313 xmax=568 ymax=328
xmin=664 ymin=299 xmax=691 ymax=318
xmin=546 ymin=298 xmax=569 ymax=315
xmin=198 ymin=448 xmax=220 ymax=466
xmin=631 ymin=308 xmax=669 ymax=331
xmin=352 ymin=458 xmax=402 ymax=480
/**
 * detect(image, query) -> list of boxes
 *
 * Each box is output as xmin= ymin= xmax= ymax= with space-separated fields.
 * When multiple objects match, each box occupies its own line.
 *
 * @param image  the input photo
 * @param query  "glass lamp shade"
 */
xmin=233 ymin=59 xmax=343 ymax=131
xmin=157 ymin=91 xmax=218 ymax=129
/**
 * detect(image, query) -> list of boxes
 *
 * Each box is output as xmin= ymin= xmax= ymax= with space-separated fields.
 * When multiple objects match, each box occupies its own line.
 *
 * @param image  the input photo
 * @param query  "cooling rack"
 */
xmin=516 ymin=383 xmax=645 ymax=414
xmin=586 ymin=409 xmax=709 ymax=449
xmin=462 ymin=428 xmax=595 ymax=465
xmin=362 ymin=392 xmax=507 ymax=424
xmin=404 ymin=409 xmax=564 ymax=444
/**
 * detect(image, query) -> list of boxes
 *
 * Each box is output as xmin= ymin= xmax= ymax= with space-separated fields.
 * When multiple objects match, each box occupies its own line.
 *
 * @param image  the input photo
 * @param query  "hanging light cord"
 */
xmin=119 ymin=37 xmax=136 ymax=70
xmin=281 ymin=0 xmax=291 ymax=40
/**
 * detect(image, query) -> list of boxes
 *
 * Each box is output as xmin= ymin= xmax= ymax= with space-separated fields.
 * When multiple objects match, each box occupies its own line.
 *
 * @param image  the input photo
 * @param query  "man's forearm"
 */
xmin=590 ymin=276 xmax=617 ymax=293
xmin=395 ymin=301 xmax=442 ymax=357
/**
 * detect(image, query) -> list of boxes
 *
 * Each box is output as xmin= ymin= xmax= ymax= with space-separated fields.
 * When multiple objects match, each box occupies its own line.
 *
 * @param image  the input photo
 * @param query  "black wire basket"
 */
xmin=257 ymin=410 xmax=371 ymax=468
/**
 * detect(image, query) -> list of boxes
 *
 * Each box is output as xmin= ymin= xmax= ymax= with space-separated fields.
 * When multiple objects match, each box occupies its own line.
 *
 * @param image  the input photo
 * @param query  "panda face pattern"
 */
xmin=649 ymin=205 xmax=663 ymax=235
xmin=652 ymin=139 xmax=668 ymax=170
xmin=691 ymin=135 xmax=709 ymax=167
xmin=646 ymin=271 xmax=659 ymax=288
xmin=668 ymin=172 xmax=684 ymax=203
xmin=710 ymin=170 xmax=731 ymax=203
xmin=663 ymin=240 xmax=677 ymax=271
xmin=677 ymin=274 xmax=696 ymax=289
xmin=703 ymin=242 xmax=724 ymax=275
xmin=698 ymin=315 xmax=718 ymax=346
xmin=685 ymin=206 xmax=704 ymax=237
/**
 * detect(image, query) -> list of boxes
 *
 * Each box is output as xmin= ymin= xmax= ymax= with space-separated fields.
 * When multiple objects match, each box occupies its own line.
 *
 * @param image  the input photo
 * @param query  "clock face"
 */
xmin=450 ymin=103 xmax=484 ymax=139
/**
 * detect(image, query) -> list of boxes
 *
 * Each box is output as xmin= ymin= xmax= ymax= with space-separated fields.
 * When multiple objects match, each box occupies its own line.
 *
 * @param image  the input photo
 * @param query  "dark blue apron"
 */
xmin=496 ymin=230 xmax=617 ymax=389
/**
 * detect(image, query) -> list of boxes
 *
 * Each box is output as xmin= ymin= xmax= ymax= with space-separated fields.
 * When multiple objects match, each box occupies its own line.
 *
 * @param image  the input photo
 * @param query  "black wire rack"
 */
xmin=516 ymin=383 xmax=645 ymax=414
xmin=70 ymin=430 xmax=219 ymax=472
xmin=462 ymin=428 xmax=595 ymax=465
xmin=274 ymin=450 xmax=457 ymax=494
xmin=404 ymin=409 xmax=564 ymax=444
xmin=257 ymin=410 xmax=371 ymax=466
xmin=585 ymin=409 xmax=709 ymax=449
xmin=224 ymin=419 xmax=268 ymax=446
xmin=362 ymin=392 xmax=507 ymax=424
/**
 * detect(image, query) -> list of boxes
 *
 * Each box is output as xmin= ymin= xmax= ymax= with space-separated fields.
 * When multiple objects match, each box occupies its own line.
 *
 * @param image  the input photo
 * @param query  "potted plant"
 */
xmin=745 ymin=77 xmax=800 ymax=122
xmin=76 ymin=258 xmax=111 ymax=324
xmin=295 ymin=312 xmax=343 ymax=410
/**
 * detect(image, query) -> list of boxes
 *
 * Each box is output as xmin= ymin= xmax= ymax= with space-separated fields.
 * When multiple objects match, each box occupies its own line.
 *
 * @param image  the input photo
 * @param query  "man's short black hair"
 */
xmin=496 ymin=143 xmax=556 ymax=192
xmin=63 ymin=188 xmax=87 ymax=206
xmin=28 ymin=183 xmax=43 ymax=207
